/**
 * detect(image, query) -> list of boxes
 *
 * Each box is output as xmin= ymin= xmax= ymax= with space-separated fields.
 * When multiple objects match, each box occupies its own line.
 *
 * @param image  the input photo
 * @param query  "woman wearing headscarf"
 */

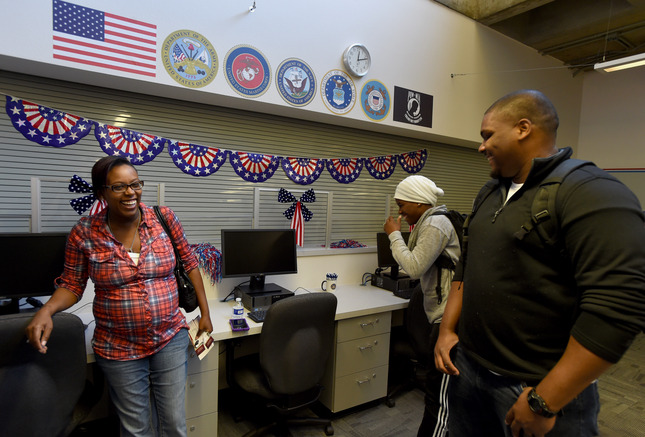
xmin=384 ymin=175 xmax=460 ymax=437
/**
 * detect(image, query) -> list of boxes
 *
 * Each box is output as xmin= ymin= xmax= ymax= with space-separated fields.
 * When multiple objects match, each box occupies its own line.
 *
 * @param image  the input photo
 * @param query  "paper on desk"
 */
xmin=187 ymin=315 xmax=215 ymax=360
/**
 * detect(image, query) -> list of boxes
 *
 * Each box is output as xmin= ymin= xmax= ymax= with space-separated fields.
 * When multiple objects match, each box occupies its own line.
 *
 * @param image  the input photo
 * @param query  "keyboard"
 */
xmin=247 ymin=309 xmax=267 ymax=323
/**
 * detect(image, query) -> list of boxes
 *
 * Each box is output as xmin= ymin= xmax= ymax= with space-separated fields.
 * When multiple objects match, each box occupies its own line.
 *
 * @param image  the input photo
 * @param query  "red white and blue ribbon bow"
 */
xmin=68 ymin=175 xmax=106 ymax=215
xmin=5 ymin=95 xmax=94 ymax=147
xmin=278 ymin=188 xmax=315 ymax=246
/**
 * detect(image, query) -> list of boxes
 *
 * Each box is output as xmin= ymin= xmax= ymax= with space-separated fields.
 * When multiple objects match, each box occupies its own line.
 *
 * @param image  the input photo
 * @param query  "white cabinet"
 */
xmin=320 ymin=312 xmax=391 ymax=412
xmin=185 ymin=342 xmax=219 ymax=437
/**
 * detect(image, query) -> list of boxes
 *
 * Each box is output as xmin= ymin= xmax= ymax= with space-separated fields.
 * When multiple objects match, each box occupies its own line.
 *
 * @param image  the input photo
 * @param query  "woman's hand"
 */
xmin=25 ymin=309 xmax=55 ymax=354
xmin=384 ymin=215 xmax=401 ymax=235
xmin=197 ymin=314 xmax=213 ymax=337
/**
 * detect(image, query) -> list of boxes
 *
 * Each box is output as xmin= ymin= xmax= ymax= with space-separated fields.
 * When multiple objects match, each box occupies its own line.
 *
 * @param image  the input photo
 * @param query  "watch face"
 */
xmin=344 ymin=44 xmax=370 ymax=77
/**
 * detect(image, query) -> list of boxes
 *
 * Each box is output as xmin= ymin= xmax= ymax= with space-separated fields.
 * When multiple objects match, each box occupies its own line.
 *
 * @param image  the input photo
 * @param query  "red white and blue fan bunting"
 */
xmin=229 ymin=151 xmax=282 ymax=182
xmin=398 ymin=149 xmax=427 ymax=174
xmin=326 ymin=158 xmax=364 ymax=184
xmin=95 ymin=124 xmax=165 ymax=165
xmin=281 ymin=157 xmax=326 ymax=185
xmin=365 ymin=154 xmax=397 ymax=180
xmin=68 ymin=174 xmax=106 ymax=216
xmin=278 ymin=188 xmax=315 ymax=246
xmin=5 ymin=96 xmax=94 ymax=147
xmin=168 ymin=141 xmax=229 ymax=177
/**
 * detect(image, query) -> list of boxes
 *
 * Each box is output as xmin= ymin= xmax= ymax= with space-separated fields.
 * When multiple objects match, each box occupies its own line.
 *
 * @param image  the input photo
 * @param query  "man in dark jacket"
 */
xmin=434 ymin=89 xmax=645 ymax=437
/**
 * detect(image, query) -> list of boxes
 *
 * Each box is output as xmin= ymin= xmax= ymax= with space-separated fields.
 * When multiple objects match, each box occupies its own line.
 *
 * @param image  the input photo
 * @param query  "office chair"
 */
xmin=0 ymin=312 xmax=99 ymax=437
xmin=227 ymin=292 xmax=338 ymax=437
xmin=385 ymin=285 xmax=433 ymax=407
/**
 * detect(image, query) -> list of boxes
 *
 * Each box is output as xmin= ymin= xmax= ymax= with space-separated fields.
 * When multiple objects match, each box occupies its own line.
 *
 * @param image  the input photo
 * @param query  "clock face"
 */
xmin=343 ymin=44 xmax=371 ymax=77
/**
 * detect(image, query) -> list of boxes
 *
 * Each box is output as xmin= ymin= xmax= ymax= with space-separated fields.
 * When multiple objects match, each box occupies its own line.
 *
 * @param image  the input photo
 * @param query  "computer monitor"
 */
xmin=221 ymin=228 xmax=298 ymax=294
xmin=0 ymin=232 xmax=68 ymax=314
xmin=376 ymin=231 xmax=410 ymax=279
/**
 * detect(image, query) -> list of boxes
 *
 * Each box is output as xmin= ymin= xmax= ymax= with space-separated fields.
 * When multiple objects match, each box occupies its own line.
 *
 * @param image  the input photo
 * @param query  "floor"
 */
xmin=218 ymin=333 xmax=645 ymax=437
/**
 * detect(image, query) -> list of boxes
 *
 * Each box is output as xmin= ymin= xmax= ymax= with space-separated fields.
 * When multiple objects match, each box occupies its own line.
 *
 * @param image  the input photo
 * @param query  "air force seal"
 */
xmin=162 ymin=30 xmax=218 ymax=88
xmin=224 ymin=45 xmax=271 ymax=98
xmin=321 ymin=70 xmax=356 ymax=115
xmin=276 ymin=58 xmax=316 ymax=107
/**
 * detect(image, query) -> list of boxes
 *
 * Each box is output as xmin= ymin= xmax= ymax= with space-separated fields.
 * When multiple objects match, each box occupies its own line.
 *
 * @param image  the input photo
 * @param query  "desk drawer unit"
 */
xmin=320 ymin=312 xmax=391 ymax=412
xmin=186 ymin=341 xmax=219 ymax=437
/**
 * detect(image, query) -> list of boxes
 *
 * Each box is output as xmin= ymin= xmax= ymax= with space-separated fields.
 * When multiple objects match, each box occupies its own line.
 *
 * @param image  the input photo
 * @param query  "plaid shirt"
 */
xmin=58 ymin=203 xmax=197 ymax=360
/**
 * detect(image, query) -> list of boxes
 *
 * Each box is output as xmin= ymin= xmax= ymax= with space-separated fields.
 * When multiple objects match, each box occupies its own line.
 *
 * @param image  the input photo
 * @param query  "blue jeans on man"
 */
xmin=448 ymin=345 xmax=600 ymax=437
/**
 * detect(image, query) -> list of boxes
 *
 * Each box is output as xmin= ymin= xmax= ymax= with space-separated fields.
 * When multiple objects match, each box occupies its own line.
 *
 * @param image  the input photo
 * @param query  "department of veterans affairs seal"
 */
xmin=162 ymin=30 xmax=218 ymax=88
xmin=224 ymin=45 xmax=271 ymax=98
xmin=361 ymin=80 xmax=390 ymax=122
xmin=321 ymin=70 xmax=356 ymax=115
xmin=276 ymin=58 xmax=316 ymax=107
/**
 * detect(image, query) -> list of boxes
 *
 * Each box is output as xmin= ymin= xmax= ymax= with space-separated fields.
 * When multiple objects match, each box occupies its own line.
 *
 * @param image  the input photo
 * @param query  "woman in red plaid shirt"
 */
xmin=27 ymin=156 xmax=212 ymax=437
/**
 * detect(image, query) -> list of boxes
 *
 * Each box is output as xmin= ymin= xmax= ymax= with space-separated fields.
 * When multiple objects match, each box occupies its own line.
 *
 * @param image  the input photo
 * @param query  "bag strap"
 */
xmin=153 ymin=205 xmax=183 ymax=267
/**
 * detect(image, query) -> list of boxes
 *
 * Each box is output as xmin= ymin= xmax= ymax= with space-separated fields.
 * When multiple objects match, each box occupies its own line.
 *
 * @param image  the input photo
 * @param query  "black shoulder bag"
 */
xmin=153 ymin=206 xmax=199 ymax=312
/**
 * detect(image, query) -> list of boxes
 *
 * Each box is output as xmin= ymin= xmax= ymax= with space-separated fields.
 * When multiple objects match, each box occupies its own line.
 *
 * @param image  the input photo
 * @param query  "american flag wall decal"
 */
xmin=52 ymin=0 xmax=157 ymax=77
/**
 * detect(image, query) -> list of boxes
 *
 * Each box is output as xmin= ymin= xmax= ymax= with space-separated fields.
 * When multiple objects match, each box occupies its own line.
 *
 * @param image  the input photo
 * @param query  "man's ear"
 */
xmin=516 ymin=118 xmax=532 ymax=140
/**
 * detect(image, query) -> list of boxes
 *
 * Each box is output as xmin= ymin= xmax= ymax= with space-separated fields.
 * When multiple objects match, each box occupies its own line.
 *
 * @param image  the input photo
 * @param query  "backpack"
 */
xmin=463 ymin=158 xmax=594 ymax=265
xmin=431 ymin=209 xmax=466 ymax=304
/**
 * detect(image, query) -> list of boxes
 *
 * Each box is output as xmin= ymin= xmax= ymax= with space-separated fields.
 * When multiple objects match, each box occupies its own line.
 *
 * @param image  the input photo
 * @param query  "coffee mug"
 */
xmin=321 ymin=273 xmax=338 ymax=291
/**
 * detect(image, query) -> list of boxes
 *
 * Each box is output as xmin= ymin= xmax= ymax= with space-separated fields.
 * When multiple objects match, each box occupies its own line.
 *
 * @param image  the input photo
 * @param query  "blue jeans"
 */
xmin=448 ymin=345 xmax=600 ymax=437
xmin=96 ymin=329 xmax=189 ymax=437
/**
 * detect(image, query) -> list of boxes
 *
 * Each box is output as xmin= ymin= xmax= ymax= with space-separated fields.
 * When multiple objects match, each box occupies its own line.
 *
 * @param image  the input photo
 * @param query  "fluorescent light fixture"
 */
xmin=594 ymin=53 xmax=645 ymax=73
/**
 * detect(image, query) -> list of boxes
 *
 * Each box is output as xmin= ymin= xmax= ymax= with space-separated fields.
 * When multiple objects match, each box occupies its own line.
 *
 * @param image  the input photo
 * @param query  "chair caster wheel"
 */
xmin=324 ymin=424 xmax=334 ymax=435
xmin=385 ymin=397 xmax=395 ymax=408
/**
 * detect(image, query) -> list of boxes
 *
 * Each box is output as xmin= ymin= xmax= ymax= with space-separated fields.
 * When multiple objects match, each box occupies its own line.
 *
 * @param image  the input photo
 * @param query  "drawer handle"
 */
xmin=359 ymin=318 xmax=380 ymax=328
xmin=356 ymin=377 xmax=371 ymax=385
xmin=358 ymin=341 xmax=378 ymax=351
xmin=189 ymin=382 xmax=196 ymax=389
xmin=189 ymin=425 xmax=196 ymax=432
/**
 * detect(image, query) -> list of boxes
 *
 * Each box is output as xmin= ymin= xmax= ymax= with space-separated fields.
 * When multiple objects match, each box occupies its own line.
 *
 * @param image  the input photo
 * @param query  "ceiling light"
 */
xmin=594 ymin=53 xmax=645 ymax=73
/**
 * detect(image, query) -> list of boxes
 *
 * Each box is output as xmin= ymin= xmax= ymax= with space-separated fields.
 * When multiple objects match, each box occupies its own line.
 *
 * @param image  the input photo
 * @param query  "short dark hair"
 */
xmin=485 ymin=89 xmax=559 ymax=136
xmin=91 ymin=156 xmax=136 ymax=197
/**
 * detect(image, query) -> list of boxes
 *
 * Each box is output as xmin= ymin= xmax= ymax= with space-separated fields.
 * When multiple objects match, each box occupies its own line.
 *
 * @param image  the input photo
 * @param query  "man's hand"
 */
xmin=434 ymin=330 xmax=460 ymax=375
xmin=505 ymin=387 xmax=556 ymax=437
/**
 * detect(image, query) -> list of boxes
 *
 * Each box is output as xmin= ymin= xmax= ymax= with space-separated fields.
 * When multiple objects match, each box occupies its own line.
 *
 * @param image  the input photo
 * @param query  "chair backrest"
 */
xmin=0 ymin=312 xmax=87 ymax=437
xmin=259 ymin=292 xmax=337 ymax=395
xmin=405 ymin=285 xmax=433 ymax=363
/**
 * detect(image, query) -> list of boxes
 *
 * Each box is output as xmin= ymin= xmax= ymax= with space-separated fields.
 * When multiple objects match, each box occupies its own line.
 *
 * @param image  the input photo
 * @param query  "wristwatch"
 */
xmin=527 ymin=388 xmax=558 ymax=418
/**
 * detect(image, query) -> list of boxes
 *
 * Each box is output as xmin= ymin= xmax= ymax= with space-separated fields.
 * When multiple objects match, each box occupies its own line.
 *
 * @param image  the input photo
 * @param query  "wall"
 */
xmin=578 ymin=68 xmax=645 ymax=205
xmin=0 ymin=0 xmax=584 ymax=149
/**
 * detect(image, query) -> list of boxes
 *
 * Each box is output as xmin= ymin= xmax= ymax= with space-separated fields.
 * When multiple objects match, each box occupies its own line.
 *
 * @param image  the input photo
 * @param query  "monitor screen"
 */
xmin=376 ymin=231 xmax=410 ymax=279
xmin=0 ymin=232 xmax=68 ymax=303
xmin=221 ymin=228 xmax=297 ymax=293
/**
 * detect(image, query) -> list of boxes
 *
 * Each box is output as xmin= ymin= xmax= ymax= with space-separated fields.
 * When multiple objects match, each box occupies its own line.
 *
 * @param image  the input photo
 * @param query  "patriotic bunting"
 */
xmin=229 ymin=151 xmax=282 ymax=183
xmin=3 ymin=94 xmax=427 ymax=183
xmin=68 ymin=174 xmax=107 ymax=215
xmin=95 ymin=124 xmax=165 ymax=165
xmin=398 ymin=149 xmax=427 ymax=174
xmin=281 ymin=157 xmax=326 ymax=185
xmin=278 ymin=188 xmax=315 ymax=246
xmin=365 ymin=154 xmax=397 ymax=180
xmin=168 ymin=141 xmax=229 ymax=177
xmin=326 ymin=158 xmax=364 ymax=184
xmin=5 ymin=96 xmax=94 ymax=147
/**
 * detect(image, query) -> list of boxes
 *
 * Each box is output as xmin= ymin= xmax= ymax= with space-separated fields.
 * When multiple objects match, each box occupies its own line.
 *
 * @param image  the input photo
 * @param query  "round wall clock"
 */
xmin=342 ymin=43 xmax=371 ymax=77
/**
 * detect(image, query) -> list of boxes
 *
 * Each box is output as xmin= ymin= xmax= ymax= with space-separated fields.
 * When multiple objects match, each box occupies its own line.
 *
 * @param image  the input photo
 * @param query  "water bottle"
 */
xmin=232 ymin=298 xmax=244 ymax=319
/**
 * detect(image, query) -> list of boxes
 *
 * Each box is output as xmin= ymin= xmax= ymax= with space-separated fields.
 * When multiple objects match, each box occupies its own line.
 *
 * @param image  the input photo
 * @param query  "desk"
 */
xmin=79 ymin=284 xmax=408 ymax=436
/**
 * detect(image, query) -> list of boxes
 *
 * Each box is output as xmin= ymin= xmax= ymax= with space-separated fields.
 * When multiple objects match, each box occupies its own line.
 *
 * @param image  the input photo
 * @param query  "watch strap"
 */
xmin=527 ymin=388 xmax=558 ymax=418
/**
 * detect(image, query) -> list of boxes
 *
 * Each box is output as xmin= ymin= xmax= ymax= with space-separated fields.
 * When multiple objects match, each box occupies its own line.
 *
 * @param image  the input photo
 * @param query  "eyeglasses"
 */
xmin=103 ymin=181 xmax=144 ymax=193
